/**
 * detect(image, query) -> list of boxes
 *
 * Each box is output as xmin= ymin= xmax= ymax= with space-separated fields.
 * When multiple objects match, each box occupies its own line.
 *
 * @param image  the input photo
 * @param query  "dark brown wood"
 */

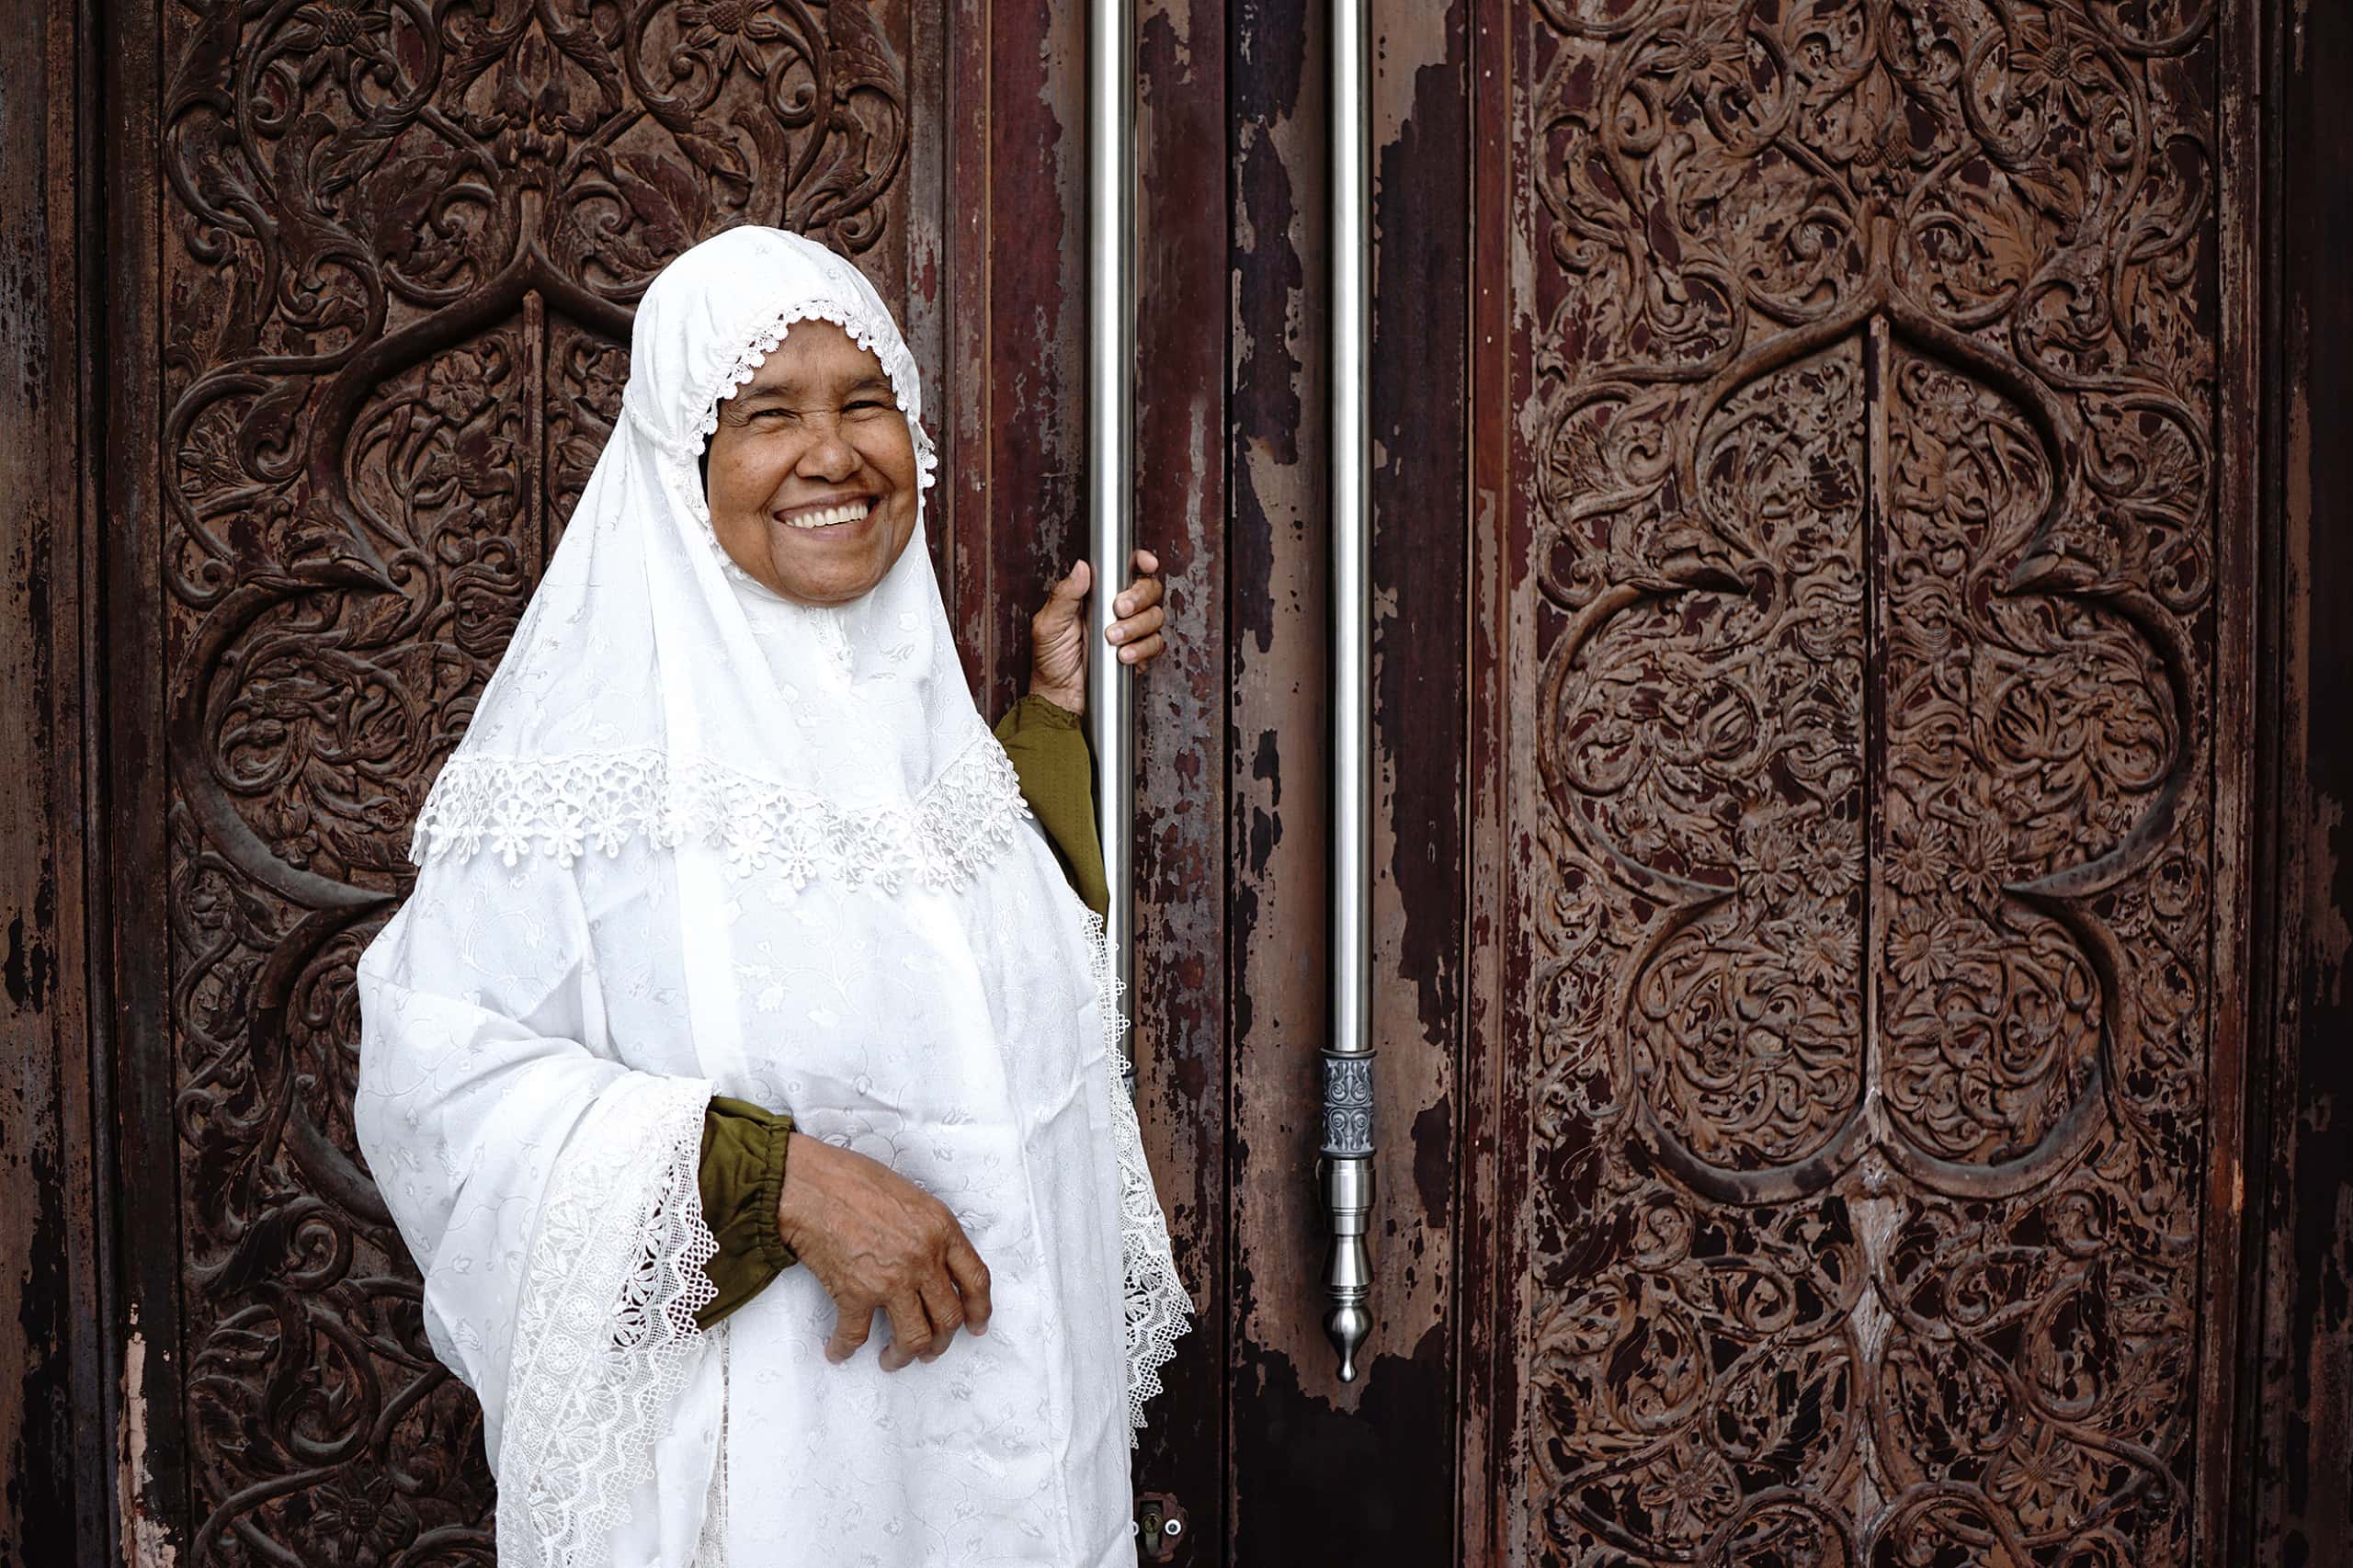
xmin=1223 ymin=0 xmax=1333 ymax=1554
xmin=1221 ymin=0 xmax=1481 ymax=1551
xmin=2241 ymin=0 xmax=2353 ymax=1562
xmin=2205 ymin=0 xmax=2265 ymax=1557
xmin=1461 ymin=0 xmax=1523 ymax=1556
xmin=1496 ymin=3 xmax=2247 ymax=1562
xmin=132 ymin=3 xmax=931 ymax=1558
xmin=1366 ymin=0 xmax=1472 ymax=1531
xmin=1130 ymin=0 xmax=1232 ymax=1541
xmin=956 ymin=0 xmax=1085 ymax=711
xmin=0 ymin=2 xmax=110 ymax=1563
xmin=17 ymin=0 xmax=2352 ymax=1562
xmin=103 ymin=0 xmax=188 ymax=1554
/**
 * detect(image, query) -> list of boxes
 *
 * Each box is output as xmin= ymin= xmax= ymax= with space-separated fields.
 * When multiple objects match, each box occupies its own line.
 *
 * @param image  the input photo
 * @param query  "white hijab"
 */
xmin=357 ymin=227 xmax=1188 ymax=1568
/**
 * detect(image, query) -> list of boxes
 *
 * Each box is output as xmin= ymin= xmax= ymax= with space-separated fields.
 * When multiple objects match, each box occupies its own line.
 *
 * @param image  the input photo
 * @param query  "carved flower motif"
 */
xmin=1614 ymin=797 xmax=1669 ymax=861
xmin=309 ymin=1464 xmax=419 ymax=1565
xmin=678 ymin=0 xmax=790 ymax=78
xmin=1887 ymin=905 xmax=1957 ymax=988
xmin=2014 ymin=17 xmax=2108 ymax=125
xmin=1774 ymin=903 xmax=1849 ymax=991
xmin=1650 ymin=16 xmax=1748 ymax=85
xmin=1886 ymin=818 xmax=1951 ymax=897
xmin=1633 ymin=1451 xmax=1740 ymax=1541
xmin=1804 ymin=831 xmax=1861 ymax=898
xmin=422 ymin=350 xmax=498 ymax=424
xmin=1745 ymin=818 xmax=1803 ymax=904
xmin=281 ymin=0 xmax=394 ymax=90
xmin=1949 ymin=816 xmax=2011 ymax=912
xmin=1990 ymin=1426 xmax=2078 ymax=1535
xmin=1906 ymin=366 xmax=1983 ymax=442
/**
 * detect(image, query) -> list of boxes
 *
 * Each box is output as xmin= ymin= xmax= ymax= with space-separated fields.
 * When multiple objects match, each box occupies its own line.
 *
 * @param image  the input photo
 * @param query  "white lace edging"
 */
xmin=1083 ymin=912 xmax=1192 ymax=1445
xmin=410 ymin=734 xmax=1030 ymax=890
xmin=495 ymin=1074 xmax=717 ymax=1568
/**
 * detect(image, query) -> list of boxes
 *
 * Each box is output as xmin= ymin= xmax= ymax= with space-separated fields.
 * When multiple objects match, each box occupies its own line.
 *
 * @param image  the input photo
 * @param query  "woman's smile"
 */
xmin=774 ymin=494 xmax=877 ymax=533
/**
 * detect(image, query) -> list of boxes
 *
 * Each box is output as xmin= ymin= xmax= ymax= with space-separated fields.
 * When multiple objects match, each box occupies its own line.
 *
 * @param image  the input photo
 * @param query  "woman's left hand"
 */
xmin=1028 ymin=548 xmax=1167 ymax=714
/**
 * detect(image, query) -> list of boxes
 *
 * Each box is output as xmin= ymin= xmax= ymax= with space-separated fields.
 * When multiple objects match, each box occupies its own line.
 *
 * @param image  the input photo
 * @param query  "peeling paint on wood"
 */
xmin=119 ymin=1329 xmax=177 ymax=1568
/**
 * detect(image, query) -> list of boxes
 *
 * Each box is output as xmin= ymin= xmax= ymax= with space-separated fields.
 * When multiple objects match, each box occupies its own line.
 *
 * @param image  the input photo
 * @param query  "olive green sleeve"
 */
xmin=994 ymin=694 xmax=1108 ymax=917
xmin=695 ymin=1095 xmax=798 ymax=1329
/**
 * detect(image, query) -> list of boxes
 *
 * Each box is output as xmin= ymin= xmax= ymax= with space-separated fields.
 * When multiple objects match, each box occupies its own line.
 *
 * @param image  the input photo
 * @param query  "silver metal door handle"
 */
xmin=1322 ymin=0 xmax=1375 ymax=1383
xmin=1086 ymin=0 xmax=1137 ymax=1095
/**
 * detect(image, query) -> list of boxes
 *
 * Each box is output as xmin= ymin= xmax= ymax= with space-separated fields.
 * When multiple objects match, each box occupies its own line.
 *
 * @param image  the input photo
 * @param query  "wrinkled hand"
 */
xmin=775 ymin=1132 xmax=993 ymax=1371
xmin=1029 ymin=548 xmax=1168 ymax=714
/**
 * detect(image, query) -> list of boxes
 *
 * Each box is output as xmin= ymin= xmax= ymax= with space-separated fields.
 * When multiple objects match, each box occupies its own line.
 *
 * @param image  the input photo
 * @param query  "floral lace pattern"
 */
xmin=410 ymin=734 xmax=1029 ymax=889
xmin=496 ymin=1075 xmax=717 ymax=1568
xmin=1084 ymin=913 xmax=1193 ymax=1443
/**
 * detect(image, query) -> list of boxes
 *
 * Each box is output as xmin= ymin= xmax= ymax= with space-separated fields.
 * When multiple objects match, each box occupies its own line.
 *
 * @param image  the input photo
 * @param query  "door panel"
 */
xmin=135 ymin=0 xmax=1058 ymax=1556
xmin=1222 ymin=1 xmax=1477 ymax=1560
xmin=1499 ymin=3 xmax=2234 ymax=1562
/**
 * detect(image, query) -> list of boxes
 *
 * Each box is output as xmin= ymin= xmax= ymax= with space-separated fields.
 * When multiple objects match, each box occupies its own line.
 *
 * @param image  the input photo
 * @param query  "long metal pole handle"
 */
xmin=1323 ymin=0 xmax=1375 ymax=1383
xmin=1086 ymin=0 xmax=1138 ymax=1094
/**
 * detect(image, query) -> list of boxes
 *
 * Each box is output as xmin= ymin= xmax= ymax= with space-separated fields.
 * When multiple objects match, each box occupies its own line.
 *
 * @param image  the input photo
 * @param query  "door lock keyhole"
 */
xmin=1135 ymin=1493 xmax=1188 ymax=1561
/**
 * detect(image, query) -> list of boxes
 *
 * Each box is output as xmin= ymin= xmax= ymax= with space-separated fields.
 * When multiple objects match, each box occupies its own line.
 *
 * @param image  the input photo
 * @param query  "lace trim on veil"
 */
xmin=1082 ymin=912 xmax=1193 ymax=1443
xmin=496 ymin=1075 xmax=717 ymax=1568
xmin=410 ymin=735 xmax=1029 ymax=890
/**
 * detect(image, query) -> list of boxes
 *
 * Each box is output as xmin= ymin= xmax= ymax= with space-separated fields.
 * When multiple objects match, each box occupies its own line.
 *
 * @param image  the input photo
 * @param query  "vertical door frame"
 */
xmin=96 ymin=0 xmax=184 ymax=1555
xmin=2234 ymin=0 xmax=2353 ymax=1562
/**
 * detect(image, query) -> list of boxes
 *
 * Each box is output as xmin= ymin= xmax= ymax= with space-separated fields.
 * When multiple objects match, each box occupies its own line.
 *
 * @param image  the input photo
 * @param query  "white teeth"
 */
xmin=781 ymin=499 xmax=872 ymax=530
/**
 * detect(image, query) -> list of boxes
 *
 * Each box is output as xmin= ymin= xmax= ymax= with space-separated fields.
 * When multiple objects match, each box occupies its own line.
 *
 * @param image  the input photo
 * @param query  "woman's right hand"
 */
xmin=775 ymin=1131 xmax=994 ymax=1370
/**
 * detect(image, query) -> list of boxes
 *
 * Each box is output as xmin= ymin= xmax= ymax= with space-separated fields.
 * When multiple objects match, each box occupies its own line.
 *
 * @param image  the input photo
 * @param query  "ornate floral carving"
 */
xmin=157 ymin=0 xmax=915 ymax=1558
xmin=1524 ymin=1 xmax=2216 ymax=1562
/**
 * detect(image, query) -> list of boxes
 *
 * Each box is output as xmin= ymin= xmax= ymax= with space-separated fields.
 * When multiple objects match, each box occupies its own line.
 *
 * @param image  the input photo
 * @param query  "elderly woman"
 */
xmin=354 ymin=227 xmax=1190 ymax=1568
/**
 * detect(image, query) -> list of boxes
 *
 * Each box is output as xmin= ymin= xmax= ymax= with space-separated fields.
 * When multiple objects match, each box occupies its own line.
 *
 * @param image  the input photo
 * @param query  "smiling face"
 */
xmin=702 ymin=319 xmax=920 ymax=606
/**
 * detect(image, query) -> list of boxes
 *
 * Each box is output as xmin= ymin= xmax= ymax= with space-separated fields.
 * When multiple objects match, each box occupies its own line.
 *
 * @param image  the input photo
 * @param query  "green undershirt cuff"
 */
xmin=695 ymin=1095 xmax=797 ymax=1329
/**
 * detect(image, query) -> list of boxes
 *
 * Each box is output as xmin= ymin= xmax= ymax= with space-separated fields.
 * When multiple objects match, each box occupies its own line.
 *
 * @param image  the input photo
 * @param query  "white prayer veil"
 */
xmin=356 ymin=227 xmax=1188 ymax=1568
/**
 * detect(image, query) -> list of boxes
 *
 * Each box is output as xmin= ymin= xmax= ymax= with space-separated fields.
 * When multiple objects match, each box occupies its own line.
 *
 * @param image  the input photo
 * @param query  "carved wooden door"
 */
xmin=112 ymin=0 xmax=1169 ymax=1559
xmin=92 ymin=0 xmax=2259 ymax=1562
xmin=1471 ymin=1 xmax=2249 ymax=1562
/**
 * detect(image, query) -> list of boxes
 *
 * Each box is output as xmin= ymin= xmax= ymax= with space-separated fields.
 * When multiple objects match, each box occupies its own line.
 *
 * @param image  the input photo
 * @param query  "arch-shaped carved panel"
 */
xmin=1520 ymin=2 xmax=2219 ymax=1562
xmin=158 ymin=1 xmax=916 ymax=1557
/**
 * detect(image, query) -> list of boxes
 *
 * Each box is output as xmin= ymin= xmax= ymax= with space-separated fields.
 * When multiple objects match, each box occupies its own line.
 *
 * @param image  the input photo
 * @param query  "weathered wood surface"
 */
xmin=1129 ymin=0 xmax=1233 ymax=1540
xmin=2243 ymin=1 xmax=2353 ymax=1562
xmin=0 ymin=2 xmax=108 ymax=1563
xmin=7 ymin=1 xmax=2351 ymax=1564
xmin=1495 ymin=2 xmax=2254 ymax=1562
xmin=1223 ymin=0 xmax=1476 ymax=1557
xmin=127 ymin=1 xmax=941 ymax=1557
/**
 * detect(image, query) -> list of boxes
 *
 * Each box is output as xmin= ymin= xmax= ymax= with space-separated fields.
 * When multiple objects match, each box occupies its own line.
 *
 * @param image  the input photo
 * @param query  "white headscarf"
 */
xmin=356 ymin=227 xmax=1188 ymax=1568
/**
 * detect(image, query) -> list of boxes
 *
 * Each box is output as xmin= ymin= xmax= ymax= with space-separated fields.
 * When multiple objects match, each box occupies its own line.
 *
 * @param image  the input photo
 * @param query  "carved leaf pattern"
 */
xmin=158 ymin=0 xmax=914 ymax=1558
xmin=1525 ymin=1 xmax=2214 ymax=1563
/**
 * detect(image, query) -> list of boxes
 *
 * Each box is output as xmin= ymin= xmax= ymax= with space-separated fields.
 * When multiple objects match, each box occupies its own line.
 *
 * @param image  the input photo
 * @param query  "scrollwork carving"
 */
xmin=158 ymin=0 xmax=915 ymax=1558
xmin=1524 ymin=1 xmax=2217 ymax=1562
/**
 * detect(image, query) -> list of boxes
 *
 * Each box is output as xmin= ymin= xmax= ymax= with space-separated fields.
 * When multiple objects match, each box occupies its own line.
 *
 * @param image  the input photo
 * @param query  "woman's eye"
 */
xmin=846 ymin=399 xmax=890 ymax=414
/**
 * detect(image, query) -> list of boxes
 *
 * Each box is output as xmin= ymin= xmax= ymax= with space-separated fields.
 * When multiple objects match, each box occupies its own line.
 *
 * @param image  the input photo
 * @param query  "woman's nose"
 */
xmin=795 ymin=423 xmax=858 ymax=481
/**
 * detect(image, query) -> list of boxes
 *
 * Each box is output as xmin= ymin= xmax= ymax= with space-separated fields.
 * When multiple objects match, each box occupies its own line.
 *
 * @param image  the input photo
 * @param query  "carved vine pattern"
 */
xmin=159 ymin=0 xmax=912 ymax=1558
xmin=1525 ymin=2 xmax=2214 ymax=1563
